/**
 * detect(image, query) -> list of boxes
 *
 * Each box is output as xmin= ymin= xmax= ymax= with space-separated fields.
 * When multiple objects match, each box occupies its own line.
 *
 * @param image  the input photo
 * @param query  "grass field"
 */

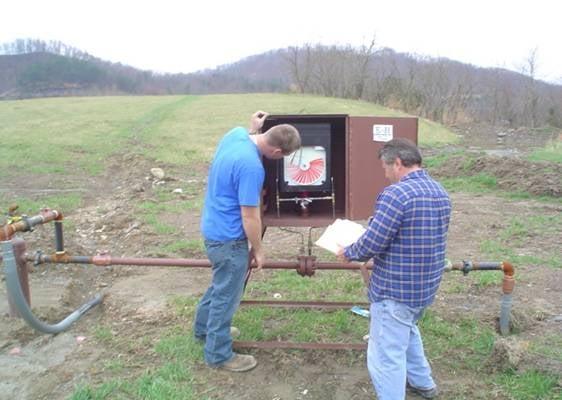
xmin=0 ymin=93 xmax=456 ymax=174
xmin=1 ymin=94 xmax=561 ymax=400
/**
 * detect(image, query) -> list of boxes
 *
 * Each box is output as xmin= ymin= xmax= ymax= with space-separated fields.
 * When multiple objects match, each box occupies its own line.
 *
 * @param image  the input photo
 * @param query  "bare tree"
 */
xmin=351 ymin=36 xmax=377 ymax=99
xmin=520 ymin=47 xmax=540 ymax=127
xmin=285 ymin=45 xmax=313 ymax=93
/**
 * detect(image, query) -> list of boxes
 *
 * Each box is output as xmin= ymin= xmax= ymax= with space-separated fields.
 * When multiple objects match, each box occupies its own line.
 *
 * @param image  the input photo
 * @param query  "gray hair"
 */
xmin=378 ymin=138 xmax=422 ymax=167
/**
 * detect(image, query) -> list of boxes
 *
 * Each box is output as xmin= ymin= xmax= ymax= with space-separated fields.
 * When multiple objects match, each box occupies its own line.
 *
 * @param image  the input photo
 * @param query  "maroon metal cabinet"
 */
xmin=346 ymin=116 xmax=418 ymax=220
xmin=261 ymin=114 xmax=418 ymax=227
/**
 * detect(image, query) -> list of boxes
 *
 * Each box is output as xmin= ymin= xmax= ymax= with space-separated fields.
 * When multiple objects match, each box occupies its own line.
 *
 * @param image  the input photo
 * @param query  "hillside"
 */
xmin=1 ymin=39 xmax=562 ymax=129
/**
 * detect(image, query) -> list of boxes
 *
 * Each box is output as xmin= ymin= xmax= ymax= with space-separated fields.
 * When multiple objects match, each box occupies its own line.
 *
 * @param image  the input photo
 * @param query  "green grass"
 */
xmin=93 ymin=325 xmax=114 ymax=343
xmin=479 ymin=213 xmax=562 ymax=269
xmin=423 ymin=151 xmax=465 ymax=169
xmin=144 ymin=93 xmax=457 ymax=165
xmin=233 ymin=307 xmax=368 ymax=342
xmin=474 ymin=271 xmax=503 ymax=287
xmin=419 ymin=311 xmax=496 ymax=371
xmin=246 ymin=270 xmax=366 ymax=302
xmin=528 ymin=139 xmax=562 ymax=163
xmin=160 ymin=239 xmax=204 ymax=255
xmin=71 ymin=291 xmax=562 ymax=400
xmin=0 ymin=193 xmax=83 ymax=216
xmin=70 ymin=366 xmax=199 ymax=400
xmin=1 ymin=93 xmax=457 ymax=216
xmin=70 ymin=299 xmax=207 ymax=400
xmin=499 ymin=369 xmax=561 ymax=400
xmin=439 ymin=174 xmax=562 ymax=205
xmin=0 ymin=94 xmax=457 ymax=178
xmin=0 ymin=96 xmax=196 ymax=177
xmin=70 ymin=381 xmax=122 ymax=400
xmin=530 ymin=333 xmax=562 ymax=363
xmin=441 ymin=173 xmax=497 ymax=192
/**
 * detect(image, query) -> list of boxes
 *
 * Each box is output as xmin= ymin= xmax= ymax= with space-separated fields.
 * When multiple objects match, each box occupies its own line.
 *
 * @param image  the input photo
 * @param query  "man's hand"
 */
xmin=336 ymin=245 xmax=349 ymax=263
xmin=249 ymin=110 xmax=269 ymax=134
xmin=250 ymin=247 xmax=265 ymax=270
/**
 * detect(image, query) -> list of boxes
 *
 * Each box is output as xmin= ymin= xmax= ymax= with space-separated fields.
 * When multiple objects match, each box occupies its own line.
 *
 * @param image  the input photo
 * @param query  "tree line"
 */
xmin=285 ymin=42 xmax=562 ymax=128
xmin=2 ymin=38 xmax=561 ymax=129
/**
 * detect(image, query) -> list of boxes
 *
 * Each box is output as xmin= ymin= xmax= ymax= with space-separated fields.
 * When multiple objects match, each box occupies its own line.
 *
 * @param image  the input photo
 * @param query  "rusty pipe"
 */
xmin=499 ymin=261 xmax=515 ymax=335
xmin=449 ymin=260 xmax=515 ymax=335
xmin=0 ymin=209 xmax=62 ymax=241
xmin=29 ymin=253 xmax=372 ymax=271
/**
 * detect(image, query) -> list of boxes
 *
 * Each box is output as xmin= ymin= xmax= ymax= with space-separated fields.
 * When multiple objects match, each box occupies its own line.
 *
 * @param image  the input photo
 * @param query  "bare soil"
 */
xmin=1 ymin=132 xmax=561 ymax=400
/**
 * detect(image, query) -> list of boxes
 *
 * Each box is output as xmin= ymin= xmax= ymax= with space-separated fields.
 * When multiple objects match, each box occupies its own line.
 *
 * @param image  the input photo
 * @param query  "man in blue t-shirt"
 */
xmin=194 ymin=111 xmax=300 ymax=372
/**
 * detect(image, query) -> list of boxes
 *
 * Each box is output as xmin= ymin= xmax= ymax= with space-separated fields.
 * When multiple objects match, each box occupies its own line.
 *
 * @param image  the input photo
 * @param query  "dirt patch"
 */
xmin=432 ymin=154 xmax=562 ymax=197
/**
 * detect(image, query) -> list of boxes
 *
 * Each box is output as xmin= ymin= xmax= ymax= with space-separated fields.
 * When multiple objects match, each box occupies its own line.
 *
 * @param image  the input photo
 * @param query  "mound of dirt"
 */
xmin=431 ymin=155 xmax=562 ymax=197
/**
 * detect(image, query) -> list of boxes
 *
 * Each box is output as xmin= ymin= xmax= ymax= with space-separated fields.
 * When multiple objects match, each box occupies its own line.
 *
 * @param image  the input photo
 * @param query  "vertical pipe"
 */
xmin=54 ymin=221 xmax=64 ymax=254
xmin=499 ymin=261 xmax=515 ymax=335
xmin=7 ymin=238 xmax=30 ymax=318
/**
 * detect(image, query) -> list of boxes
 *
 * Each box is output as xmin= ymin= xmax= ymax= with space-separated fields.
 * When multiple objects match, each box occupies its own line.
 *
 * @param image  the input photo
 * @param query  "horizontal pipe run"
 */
xmin=449 ymin=261 xmax=503 ymax=272
xmin=233 ymin=340 xmax=367 ymax=350
xmin=240 ymin=300 xmax=369 ymax=309
xmin=28 ymin=254 xmax=375 ymax=271
xmin=0 ymin=209 xmax=62 ymax=241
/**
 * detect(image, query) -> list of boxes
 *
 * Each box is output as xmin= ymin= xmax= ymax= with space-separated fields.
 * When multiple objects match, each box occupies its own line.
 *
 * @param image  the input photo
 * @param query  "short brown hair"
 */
xmin=265 ymin=124 xmax=301 ymax=155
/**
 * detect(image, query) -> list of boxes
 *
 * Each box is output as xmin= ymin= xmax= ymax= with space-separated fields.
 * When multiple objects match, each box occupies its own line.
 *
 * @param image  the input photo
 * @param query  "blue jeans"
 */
xmin=368 ymin=299 xmax=435 ymax=400
xmin=193 ymin=239 xmax=249 ymax=365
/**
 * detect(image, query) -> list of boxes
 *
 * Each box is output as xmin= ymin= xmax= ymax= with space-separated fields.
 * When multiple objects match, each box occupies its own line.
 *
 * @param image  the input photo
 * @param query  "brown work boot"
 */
xmin=218 ymin=353 xmax=257 ymax=372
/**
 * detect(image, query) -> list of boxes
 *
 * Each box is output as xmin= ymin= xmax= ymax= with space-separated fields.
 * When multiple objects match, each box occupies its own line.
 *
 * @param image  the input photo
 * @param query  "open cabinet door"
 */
xmin=346 ymin=116 xmax=418 ymax=220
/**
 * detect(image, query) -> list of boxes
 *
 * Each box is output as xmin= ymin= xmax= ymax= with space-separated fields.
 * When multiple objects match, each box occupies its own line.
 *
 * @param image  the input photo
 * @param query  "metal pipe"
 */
xmin=0 ymin=209 xmax=62 ymax=241
xmin=233 ymin=340 xmax=366 ymax=350
xmin=22 ymin=239 xmax=516 ymax=336
xmin=240 ymin=300 xmax=369 ymax=309
xmin=2 ymin=240 xmax=103 ymax=334
xmin=449 ymin=260 xmax=515 ymax=335
xmin=499 ymin=261 xmax=515 ymax=335
xmin=29 ymin=253 xmax=375 ymax=270
xmin=54 ymin=220 xmax=64 ymax=254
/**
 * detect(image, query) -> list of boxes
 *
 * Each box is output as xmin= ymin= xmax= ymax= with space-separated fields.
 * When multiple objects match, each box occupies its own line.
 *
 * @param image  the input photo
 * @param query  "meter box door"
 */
xmin=346 ymin=116 xmax=418 ymax=220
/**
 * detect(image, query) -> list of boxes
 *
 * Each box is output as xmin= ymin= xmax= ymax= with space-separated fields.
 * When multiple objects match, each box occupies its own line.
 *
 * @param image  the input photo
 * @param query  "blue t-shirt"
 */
xmin=201 ymin=127 xmax=264 ymax=241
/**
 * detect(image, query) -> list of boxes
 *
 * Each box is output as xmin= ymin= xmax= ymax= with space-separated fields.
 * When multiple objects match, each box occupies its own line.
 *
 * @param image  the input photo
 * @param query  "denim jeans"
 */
xmin=193 ymin=238 xmax=249 ymax=365
xmin=368 ymin=299 xmax=435 ymax=400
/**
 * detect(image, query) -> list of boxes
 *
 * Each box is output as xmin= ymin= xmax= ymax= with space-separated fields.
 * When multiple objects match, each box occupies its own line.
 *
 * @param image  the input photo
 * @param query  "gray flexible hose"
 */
xmin=499 ymin=293 xmax=512 ymax=335
xmin=2 ymin=240 xmax=103 ymax=334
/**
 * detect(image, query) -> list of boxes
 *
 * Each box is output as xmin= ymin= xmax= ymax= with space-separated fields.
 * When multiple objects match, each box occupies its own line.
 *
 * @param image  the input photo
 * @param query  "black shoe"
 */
xmin=407 ymin=382 xmax=439 ymax=399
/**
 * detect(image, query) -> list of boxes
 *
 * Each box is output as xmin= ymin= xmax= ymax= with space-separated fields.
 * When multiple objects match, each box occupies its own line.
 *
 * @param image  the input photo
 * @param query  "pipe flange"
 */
xmin=33 ymin=250 xmax=44 ymax=267
xmin=305 ymin=255 xmax=317 ymax=277
xmin=462 ymin=260 xmax=472 ymax=275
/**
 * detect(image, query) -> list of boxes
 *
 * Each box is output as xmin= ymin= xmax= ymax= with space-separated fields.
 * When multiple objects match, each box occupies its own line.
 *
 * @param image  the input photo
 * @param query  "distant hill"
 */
xmin=1 ymin=38 xmax=561 ymax=129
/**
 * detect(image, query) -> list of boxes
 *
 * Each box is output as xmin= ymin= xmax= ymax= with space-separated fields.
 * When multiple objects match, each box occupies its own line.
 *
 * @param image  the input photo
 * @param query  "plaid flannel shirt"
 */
xmin=344 ymin=169 xmax=451 ymax=308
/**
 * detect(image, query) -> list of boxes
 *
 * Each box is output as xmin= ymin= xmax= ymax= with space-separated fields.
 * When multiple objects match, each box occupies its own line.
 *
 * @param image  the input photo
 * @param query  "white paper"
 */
xmin=372 ymin=124 xmax=393 ymax=142
xmin=315 ymin=219 xmax=366 ymax=254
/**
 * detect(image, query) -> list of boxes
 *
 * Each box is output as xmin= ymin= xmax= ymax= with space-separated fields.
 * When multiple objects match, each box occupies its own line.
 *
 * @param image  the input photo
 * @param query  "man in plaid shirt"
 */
xmin=338 ymin=138 xmax=451 ymax=400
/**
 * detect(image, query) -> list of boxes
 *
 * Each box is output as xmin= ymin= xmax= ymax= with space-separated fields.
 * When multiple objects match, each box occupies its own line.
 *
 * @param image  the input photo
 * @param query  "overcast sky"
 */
xmin=2 ymin=0 xmax=561 ymax=83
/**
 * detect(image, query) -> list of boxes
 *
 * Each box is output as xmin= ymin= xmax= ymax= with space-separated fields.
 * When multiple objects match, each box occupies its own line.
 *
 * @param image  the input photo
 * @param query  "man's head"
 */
xmin=378 ymin=138 xmax=422 ymax=183
xmin=261 ymin=124 xmax=301 ymax=160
